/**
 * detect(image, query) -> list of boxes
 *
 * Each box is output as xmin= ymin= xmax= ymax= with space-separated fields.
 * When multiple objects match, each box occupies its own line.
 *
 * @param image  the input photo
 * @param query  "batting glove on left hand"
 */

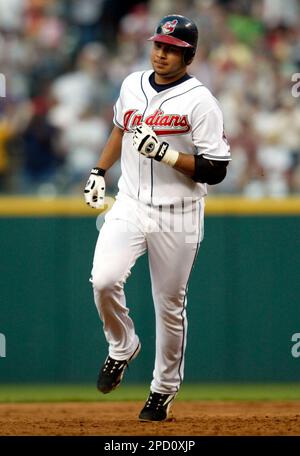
xmin=132 ymin=122 xmax=179 ymax=167
xmin=84 ymin=167 xmax=106 ymax=209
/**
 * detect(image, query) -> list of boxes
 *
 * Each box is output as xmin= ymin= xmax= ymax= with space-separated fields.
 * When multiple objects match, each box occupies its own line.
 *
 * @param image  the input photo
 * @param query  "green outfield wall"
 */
xmin=0 ymin=197 xmax=300 ymax=383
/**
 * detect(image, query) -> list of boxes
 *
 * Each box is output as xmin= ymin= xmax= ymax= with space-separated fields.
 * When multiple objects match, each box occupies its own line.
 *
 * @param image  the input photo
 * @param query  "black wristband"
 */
xmin=91 ymin=167 xmax=106 ymax=176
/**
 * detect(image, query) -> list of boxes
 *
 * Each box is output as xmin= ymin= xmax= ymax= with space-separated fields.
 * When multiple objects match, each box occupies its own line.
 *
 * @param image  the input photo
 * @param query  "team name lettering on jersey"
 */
xmin=123 ymin=109 xmax=191 ymax=135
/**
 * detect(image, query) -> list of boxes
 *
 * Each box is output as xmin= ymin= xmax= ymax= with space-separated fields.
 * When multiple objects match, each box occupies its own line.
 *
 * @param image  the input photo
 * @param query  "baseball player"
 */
xmin=84 ymin=15 xmax=231 ymax=421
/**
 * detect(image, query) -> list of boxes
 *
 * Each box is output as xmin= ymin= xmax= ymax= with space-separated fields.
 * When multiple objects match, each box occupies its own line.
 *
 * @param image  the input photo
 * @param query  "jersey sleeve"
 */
xmin=191 ymin=100 xmax=231 ymax=161
xmin=113 ymin=83 xmax=125 ymax=130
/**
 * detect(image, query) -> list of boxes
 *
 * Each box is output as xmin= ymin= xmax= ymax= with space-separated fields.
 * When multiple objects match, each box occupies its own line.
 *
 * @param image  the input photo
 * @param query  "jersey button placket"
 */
xmin=140 ymin=99 xmax=158 ymax=204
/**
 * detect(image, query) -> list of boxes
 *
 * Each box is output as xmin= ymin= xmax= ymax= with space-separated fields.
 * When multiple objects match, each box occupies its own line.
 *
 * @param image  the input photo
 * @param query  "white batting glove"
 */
xmin=132 ymin=122 xmax=179 ymax=167
xmin=84 ymin=168 xmax=106 ymax=209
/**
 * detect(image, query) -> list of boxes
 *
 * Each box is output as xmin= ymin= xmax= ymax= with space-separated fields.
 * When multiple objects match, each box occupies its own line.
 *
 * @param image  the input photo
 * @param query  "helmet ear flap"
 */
xmin=184 ymin=48 xmax=195 ymax=65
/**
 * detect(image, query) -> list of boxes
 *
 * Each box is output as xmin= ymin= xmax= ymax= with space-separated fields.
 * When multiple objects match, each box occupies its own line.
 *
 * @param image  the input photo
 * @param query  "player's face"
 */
xmin=151 ymin=42 xmax=186 ymax=82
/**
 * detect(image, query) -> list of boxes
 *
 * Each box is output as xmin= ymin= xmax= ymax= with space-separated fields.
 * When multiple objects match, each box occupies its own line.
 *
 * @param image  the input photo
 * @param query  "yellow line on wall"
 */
xmin=0 ymin=197 xmax=115 ymax=216
xmin=204 ymin=197 xmax=300 ymax=215
xmin=0 ymin=196 xmax=300 ymax=216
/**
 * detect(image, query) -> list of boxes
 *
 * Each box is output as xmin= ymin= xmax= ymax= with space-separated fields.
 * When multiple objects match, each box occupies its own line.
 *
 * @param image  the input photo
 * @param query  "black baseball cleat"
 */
xmin=139 ymin=391 xmax=176 ymax=421
xmin=97 ymin=342 xmax=141 ymax=394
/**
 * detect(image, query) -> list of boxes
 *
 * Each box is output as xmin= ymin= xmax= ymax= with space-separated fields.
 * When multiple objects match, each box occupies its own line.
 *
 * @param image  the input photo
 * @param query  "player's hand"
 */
xmin=132 ymin=122 xmax=170 ymax=161
xmin=84 ymin=168 xmax=106 ymax=209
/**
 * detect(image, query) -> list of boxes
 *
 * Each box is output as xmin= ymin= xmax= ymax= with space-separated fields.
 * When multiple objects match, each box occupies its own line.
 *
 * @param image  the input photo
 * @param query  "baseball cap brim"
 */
xmin=148 ymin=34 xmax=193 ymax=48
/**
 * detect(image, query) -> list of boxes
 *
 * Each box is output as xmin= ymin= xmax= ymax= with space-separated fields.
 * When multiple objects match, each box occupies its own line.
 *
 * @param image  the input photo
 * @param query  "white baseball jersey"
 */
xmin=113 ymin=69 xmax=231 ymax=205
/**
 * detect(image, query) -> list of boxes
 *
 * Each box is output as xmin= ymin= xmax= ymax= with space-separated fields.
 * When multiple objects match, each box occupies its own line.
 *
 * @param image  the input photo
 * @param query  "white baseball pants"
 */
xmin=91 ymin=193 xmax=204 ymax=394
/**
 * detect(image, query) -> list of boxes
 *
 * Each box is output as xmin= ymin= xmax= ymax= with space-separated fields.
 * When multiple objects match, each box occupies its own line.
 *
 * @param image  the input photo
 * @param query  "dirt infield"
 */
xmin=0 ymin=401 xmax=300 ymax=436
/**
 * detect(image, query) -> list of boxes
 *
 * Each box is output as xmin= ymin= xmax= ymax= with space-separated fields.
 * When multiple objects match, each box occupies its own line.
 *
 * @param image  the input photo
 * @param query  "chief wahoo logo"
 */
xmin=161 ymin=19 xmax=178 ymax=34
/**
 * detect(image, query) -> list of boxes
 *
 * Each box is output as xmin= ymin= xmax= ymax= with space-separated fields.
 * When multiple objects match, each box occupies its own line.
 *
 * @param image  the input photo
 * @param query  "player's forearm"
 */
xmin=95 ymin=126 xmax=123 ymax=171
xmin=132 ymin=123 xmax=229 ymax=184
xmin=173 ymin=153 xmax=195 ymax=177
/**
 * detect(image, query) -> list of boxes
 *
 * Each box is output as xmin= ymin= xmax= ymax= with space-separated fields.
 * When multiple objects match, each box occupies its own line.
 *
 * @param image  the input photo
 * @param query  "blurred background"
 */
xmin=0 ymin=0 xmax=300 ymax=197
xmin=0 ymin=0 xmax=300 ymax=394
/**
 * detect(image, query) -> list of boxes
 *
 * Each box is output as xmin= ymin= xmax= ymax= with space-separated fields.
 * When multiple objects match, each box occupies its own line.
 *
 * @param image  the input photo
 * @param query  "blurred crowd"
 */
xmin=0 ymin=0 xmax=300 ymax=197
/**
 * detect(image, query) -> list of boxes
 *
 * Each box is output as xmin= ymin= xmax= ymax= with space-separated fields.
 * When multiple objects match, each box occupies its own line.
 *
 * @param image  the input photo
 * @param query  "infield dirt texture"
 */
xmin=1 ymin=401 xmax=300 ymax=435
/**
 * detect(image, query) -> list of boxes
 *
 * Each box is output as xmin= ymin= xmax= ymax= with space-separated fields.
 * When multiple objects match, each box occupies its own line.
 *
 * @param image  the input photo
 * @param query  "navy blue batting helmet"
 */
xmin=148 ymin=15 xmax=198 ymax=64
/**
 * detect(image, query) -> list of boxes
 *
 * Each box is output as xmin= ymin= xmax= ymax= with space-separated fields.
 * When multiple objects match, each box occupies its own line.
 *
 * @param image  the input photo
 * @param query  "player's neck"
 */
xmin=154 ymin=68 xmax=188 ymax=85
